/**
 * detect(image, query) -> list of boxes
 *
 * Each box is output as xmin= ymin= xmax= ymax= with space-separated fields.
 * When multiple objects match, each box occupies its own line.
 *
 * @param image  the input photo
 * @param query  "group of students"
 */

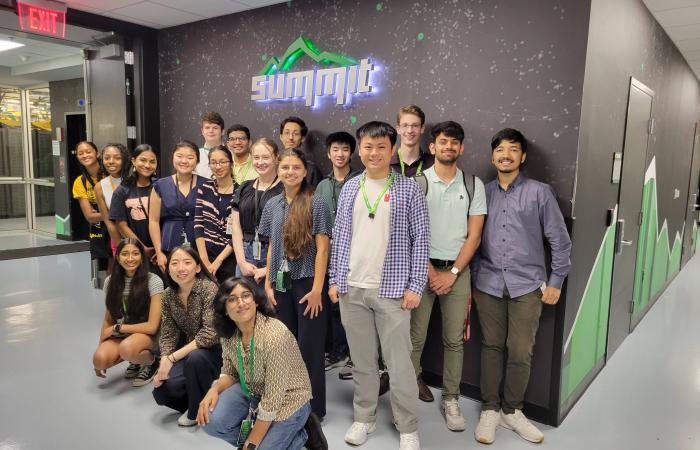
xmin=73 ymin=105 xmax=571 ymax=450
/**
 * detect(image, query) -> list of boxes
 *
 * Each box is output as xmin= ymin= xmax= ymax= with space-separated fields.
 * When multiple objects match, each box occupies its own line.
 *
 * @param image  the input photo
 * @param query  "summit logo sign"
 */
xmin=251 ymin=36 xmax=377 ymax=108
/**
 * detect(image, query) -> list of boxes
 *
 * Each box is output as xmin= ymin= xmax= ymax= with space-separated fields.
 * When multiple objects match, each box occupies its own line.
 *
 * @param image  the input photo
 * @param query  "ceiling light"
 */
xmin=0 ymin=40 xmax=25 ymax=52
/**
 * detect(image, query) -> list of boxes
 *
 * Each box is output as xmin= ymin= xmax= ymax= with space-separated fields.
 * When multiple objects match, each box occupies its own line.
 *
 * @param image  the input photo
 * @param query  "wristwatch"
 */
xmin=246 ymin=443 xmax=257 ymax=450
xmin=450 ymin=266 xmax=460 ymax=275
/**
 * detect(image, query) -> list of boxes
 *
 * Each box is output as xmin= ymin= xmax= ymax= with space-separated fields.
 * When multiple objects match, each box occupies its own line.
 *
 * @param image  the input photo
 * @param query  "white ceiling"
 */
xmin=643 ymin=0 xmax=700 ymax=77
xmin=65 ymin=0 xmax=287 ymax=29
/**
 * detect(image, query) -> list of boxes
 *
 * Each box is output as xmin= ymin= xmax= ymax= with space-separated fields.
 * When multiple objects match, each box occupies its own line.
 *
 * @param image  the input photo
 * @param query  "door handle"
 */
xmin=615 ymin=219 xmax=634 ymax=254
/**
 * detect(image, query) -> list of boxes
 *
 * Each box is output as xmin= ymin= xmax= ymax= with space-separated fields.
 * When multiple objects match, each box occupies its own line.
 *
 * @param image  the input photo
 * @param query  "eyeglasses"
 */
xmin=399 ymin=123 xmax=422 ymax=130
xmin=282 ymin=131 xmax=302 ymax=138
xmin=227 ymin=137 xmax=249 ymax=142
xmin=209 ymin=160 xmax=231 ymax=168
xmin=226 ymin=291 xmax=254 ymax=304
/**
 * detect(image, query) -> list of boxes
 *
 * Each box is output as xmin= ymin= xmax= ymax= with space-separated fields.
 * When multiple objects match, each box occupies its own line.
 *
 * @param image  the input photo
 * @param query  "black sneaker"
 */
xmin=304 ymin=412 xmax=328 ymax=450
xmin=124 ymin=363 xmax=140 ymax=379
xmin=325 ymin=355 xmax=348 ymax=371
xmin=132 ymin=357 xmax=159 ymax=387
xmin=379 ymin=370 xmax=390 ymax=396
xmin=339 ymin=359 xmax=354 ymax=380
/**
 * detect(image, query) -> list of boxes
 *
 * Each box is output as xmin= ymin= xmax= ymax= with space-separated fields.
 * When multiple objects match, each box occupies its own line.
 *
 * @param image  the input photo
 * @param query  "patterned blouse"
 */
xmin=159 ymin=278 xmax=219 ymax=355
xmin=221 ymin=313 xmax=312 ymax=421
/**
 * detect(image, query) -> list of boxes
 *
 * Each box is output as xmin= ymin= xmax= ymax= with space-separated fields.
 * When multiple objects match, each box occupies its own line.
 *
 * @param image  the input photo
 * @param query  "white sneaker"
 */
xmin=474 ymin=409 xmax=500 ymax=444
xmin=441 ymin=398 xmax=466 ymax=431
xmin=500 ymin=410 xmax=544 ymax=443
xmin=344 ymin=421 xmax=376 ymax=445
xmin=177 ymin=411 xmax=197 ymax=427
xmin=399 ymin=431 xmax=420 ymax=450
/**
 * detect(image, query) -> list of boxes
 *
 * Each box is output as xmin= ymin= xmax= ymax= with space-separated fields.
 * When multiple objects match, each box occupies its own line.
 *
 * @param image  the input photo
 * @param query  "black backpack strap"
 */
xmin=415 ymin=173 xmax=428 ymax=196
xmin=462 ymin=171 xmax=475 ymax=214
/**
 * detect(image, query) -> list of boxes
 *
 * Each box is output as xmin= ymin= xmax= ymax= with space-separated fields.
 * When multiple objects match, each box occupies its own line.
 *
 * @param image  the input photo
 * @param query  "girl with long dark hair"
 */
xmin=92 ymin=239 xmax=163 ymax=386
xmin=72 ymin=141 xmax=111 ymax=266
xmin=231 ymin=138 xmax=283 ymax=283
xmin=194 ymin=145 xmax=237 ymax=283
xmin=95 ymin=143 xmax=131 ymax=254
xmin=197 ymin=277 xmax=327 ymax=450
xmin=110 ymin=144 xmax=158 ymax=264
xmin=259 ymin=148 xmax=332 ymax=419
xmin=149 ymin=141 xmax=205 ymax=273
xmin=152 ymin=245 xmax=221 ymax=427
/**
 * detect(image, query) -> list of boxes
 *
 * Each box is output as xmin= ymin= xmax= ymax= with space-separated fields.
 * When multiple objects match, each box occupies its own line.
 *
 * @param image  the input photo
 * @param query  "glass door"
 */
xmin=0 ymin=86 xmax=27 ymax=231
xmin=26 ymin=87 xmax=54 ymax=234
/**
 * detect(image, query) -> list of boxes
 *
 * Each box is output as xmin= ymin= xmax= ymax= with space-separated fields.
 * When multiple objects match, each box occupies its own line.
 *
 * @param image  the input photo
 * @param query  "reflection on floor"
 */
xmin=0 ymin=251 xmax=698 ymax=450
xmin=0 ymin=230 xmax=88 ymax=260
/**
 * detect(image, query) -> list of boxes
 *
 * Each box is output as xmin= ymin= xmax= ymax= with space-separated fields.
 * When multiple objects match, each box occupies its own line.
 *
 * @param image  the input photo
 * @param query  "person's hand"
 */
xmin=156 ymin=251 xmax=168 ymax=272
xmin=402 ymin=289 xmax=421 ymax=310
xmin=328 ymin=285 xmax=340 ymax=304
xmin=300 ymin=289 xmax=323 ymax=318
xmin=265 ymin=286 xmax=277 ymax=307
xmin=429 ymin=271 xmax=457 ymax=295
xmin=154 ymin=355 xmax=173 ymax=387
xmin=197 ymin=388 xmax=219 ymax=426
xmin=208 ymin=259 xmax=221 ymax=276
xmin=100 ymin=325 xmax=115 ymax=342
xmin=94 ymin=367 xmax=106 ymax=378
xmin=253 ymin=266 xmax=266 ymax=282
xmin=541 ymin=286 xmax=561 ymax=305
xmin=240 ymin=260 xmax=257 ymax=277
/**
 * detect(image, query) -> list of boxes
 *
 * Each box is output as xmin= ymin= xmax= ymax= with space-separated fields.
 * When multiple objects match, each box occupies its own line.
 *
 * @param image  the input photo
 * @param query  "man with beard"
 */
xmin=473 ymin=128 xmax=571 ymax=445
xmin=225 ymin=124 xmax=258 ymax=187
xmin=409 ymin=121 xmax=486 ymax=430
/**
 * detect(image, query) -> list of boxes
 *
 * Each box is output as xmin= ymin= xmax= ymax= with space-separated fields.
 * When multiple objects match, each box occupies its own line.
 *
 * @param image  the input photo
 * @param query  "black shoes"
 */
xmin=304 ymin=412 xmax=328 ymax=450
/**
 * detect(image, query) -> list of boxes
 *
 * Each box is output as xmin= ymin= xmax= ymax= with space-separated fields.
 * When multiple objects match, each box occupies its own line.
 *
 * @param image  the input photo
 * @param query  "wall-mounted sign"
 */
xmin=17 ymin=0 xmax=67 ymax=39
xmin=252 ymin=36 xmax=377 ymax=108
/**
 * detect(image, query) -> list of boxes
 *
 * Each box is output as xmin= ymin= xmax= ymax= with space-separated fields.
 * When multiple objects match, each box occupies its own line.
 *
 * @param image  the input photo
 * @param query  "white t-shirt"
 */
xmin=195 ymin=147 xmax=212 ymax=179
xmin=348 ymin=176 xmax=392 ymax=289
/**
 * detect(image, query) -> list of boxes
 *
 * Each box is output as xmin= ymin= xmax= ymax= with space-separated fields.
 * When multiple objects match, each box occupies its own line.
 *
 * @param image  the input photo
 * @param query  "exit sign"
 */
xmin=17 ymin=0 xmax=67 ymax=39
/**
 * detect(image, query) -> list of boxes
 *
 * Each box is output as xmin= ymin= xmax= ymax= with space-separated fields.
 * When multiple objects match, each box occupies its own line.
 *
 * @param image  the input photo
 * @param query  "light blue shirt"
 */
xmin=424 ymin=167 xmax=487 ymax=260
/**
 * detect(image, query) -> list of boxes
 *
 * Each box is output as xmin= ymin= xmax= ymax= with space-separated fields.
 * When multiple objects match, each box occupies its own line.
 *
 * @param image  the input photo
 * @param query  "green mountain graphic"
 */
xmin=260 ymin=36 xmax=358 ymax=75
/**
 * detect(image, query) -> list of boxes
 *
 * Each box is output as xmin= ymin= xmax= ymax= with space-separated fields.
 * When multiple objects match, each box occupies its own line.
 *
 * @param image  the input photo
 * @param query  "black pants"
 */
xmin=275 ymin=277 xmax=328 ymax=418
xmin=214 ymin=255 xmax=237 ymax=285
xmin=152 ymin=345 xmax=223 ymax=419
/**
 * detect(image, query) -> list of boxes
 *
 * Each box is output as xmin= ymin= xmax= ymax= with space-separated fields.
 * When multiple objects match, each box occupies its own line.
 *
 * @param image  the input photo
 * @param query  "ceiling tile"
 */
xmin=100 ymin=10 xmax=162 ymax=29
xmin=682 ymin=48 xmax=700 ymax=60
xmin=666 ymin=22 xmax=700 ymax=40
xmin=150 ymin=0 xmax=249 ymax=17
xmin=65 ymin=0 xmax=145 ymax=11
xmin=110 ymin=1 xmax=205 ymax=28
xmin=676 ymin=36 xmax=700 ymax=51
xmin=654 ymin=6 xmax=700 ymax=27
xmin=642 ymin=0 xmax=700 ymax=12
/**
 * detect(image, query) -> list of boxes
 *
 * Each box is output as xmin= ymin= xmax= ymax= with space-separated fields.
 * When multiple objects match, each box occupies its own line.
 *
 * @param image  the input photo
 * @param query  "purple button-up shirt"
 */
xmin=475 ymin=174 xmax=571 ymax=298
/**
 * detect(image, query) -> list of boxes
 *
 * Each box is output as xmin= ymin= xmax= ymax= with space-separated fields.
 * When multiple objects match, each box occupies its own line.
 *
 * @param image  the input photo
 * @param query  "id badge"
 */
xmin=225 ymin=215 xmax=232 ymax=235
xmin=252 ymin=239 xmax=262 ymax=261
xmin=275 ymin=258 xmax=291 ymax=292
xmin=236 ymin=407 xmax=256 ymax=447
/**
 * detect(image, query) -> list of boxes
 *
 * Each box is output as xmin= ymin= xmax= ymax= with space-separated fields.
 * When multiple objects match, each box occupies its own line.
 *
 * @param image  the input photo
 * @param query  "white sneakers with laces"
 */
xmin=398 ymin=431 xmax=420 ymax=450
xmin=441 ymin=398 xmax=466 ymax=431
xmin=474 ymin=409 xmax=500 ymax=444
xmin=500 ymin=409 xmax=544 ymax=443
xmin=177 ymin=411 xmax=197 ymax=427
xmin=344 ymin=421 xmax=376 ymax=445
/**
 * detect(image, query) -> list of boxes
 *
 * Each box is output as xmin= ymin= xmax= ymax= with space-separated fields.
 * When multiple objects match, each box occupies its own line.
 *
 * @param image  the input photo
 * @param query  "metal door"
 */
xmin=681 ymin=122 xmax=700 ymax=265
xmin=607 ymin=78 xmax=653 ymax=357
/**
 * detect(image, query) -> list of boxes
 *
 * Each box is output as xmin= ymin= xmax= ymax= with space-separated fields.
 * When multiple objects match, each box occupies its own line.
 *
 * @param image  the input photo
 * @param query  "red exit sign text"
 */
xmin=17 ymin=0 xmax=67 ymax=39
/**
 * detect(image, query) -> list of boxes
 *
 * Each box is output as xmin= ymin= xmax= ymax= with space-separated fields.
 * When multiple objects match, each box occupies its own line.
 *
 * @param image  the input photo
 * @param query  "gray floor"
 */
xmin=1 ymin=251 xmax=698 ymax=450
xmin=0 ymin=230 xmax=74 ymax=251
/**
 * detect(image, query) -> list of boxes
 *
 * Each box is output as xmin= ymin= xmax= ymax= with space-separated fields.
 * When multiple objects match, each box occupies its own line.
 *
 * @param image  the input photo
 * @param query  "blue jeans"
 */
xmin=235 ymin=240 xmax=269 ymax=277
xmin=203 ymin=383 xmax=310 ymax=449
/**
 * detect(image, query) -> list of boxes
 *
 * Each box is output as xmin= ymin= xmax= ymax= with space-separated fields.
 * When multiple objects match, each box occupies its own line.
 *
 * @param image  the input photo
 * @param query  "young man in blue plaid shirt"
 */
xmin=328 ymin=121 xmax=429 ymax=450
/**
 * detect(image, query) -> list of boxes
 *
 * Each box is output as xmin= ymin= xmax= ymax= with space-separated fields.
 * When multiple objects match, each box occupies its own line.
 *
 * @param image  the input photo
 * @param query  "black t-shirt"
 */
xmin=232 ymin=179 xmax=284 ymax=243
xmin=110 ymin=184 xmax=154 ymax=247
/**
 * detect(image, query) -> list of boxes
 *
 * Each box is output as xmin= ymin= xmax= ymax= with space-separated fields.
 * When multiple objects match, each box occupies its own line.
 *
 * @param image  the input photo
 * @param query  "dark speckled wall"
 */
xmin=157 ymin=0 xmax=592 ymax=423
xmin=158 ymin=0 xmax=590 ymax=215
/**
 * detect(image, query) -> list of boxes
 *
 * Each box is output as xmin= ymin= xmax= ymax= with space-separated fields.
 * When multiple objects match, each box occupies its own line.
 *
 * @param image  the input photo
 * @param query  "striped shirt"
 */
xmin=329 ymin=172 xmax=430 ymax=298
xmin=194 ymin=179 xmax=234 ymax=258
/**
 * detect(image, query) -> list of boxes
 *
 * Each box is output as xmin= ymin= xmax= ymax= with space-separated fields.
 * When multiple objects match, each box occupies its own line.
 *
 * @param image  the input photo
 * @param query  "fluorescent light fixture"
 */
xmin=0 ymin=40 xmax=25 ymax=52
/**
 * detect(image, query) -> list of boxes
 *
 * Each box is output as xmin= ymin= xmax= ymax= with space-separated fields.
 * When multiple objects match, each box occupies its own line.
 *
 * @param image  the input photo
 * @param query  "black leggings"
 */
xmin=275 ymin=277 xmax=329 ymax=418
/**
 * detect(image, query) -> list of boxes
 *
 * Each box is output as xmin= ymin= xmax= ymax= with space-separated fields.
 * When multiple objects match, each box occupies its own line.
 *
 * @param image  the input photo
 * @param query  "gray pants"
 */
xmin=340 ymin=286 xmax=419 ymax=433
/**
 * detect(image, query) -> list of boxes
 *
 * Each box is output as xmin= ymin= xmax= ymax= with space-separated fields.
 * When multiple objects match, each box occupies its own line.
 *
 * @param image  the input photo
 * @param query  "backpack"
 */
xmin=414 ymin=170 xmax=476 ymax=214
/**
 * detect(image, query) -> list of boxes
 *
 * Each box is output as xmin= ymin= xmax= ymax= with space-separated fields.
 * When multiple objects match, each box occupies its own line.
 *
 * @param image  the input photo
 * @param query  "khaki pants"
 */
xmin=340 ymin=286 xmax=419 ymax=433
xmin=473 ymin=288 xmax=543 ymax=413
xmin=410 ymin=268 xmax=470 ymax=399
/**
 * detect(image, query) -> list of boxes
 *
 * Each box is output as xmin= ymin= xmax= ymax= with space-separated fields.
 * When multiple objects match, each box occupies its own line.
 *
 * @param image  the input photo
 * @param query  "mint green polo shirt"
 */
xmin=424 ymin=166 xmax=487 ymax=260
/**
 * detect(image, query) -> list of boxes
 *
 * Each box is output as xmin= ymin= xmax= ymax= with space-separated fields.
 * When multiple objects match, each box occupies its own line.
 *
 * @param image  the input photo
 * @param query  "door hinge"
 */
xmin=638 ymin=211 xmax=643 ymax=226
xmin=629 ymin=300 xmax=635 ymax=314
xmin=641 ymin=270 xmax=645 ymax=282
xmin=125 ymin=51 xmax=134 ymax=65
xmin=648 ymin=118 xmax=655 ymax=135
xmin=127 ymin=126 xmax=136 ymax=139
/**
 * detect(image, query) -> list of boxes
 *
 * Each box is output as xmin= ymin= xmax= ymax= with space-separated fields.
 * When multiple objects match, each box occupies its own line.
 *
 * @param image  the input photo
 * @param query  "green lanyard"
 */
xmin=235 ymin=157 xmax=253 ymax=184
xmin=360 ymin=172 xmax=394 ymax=219
xmin=236 ymin=334 xmax=255 ymax=399
xmin=397 ymin=148 xmax=423 ymax=177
